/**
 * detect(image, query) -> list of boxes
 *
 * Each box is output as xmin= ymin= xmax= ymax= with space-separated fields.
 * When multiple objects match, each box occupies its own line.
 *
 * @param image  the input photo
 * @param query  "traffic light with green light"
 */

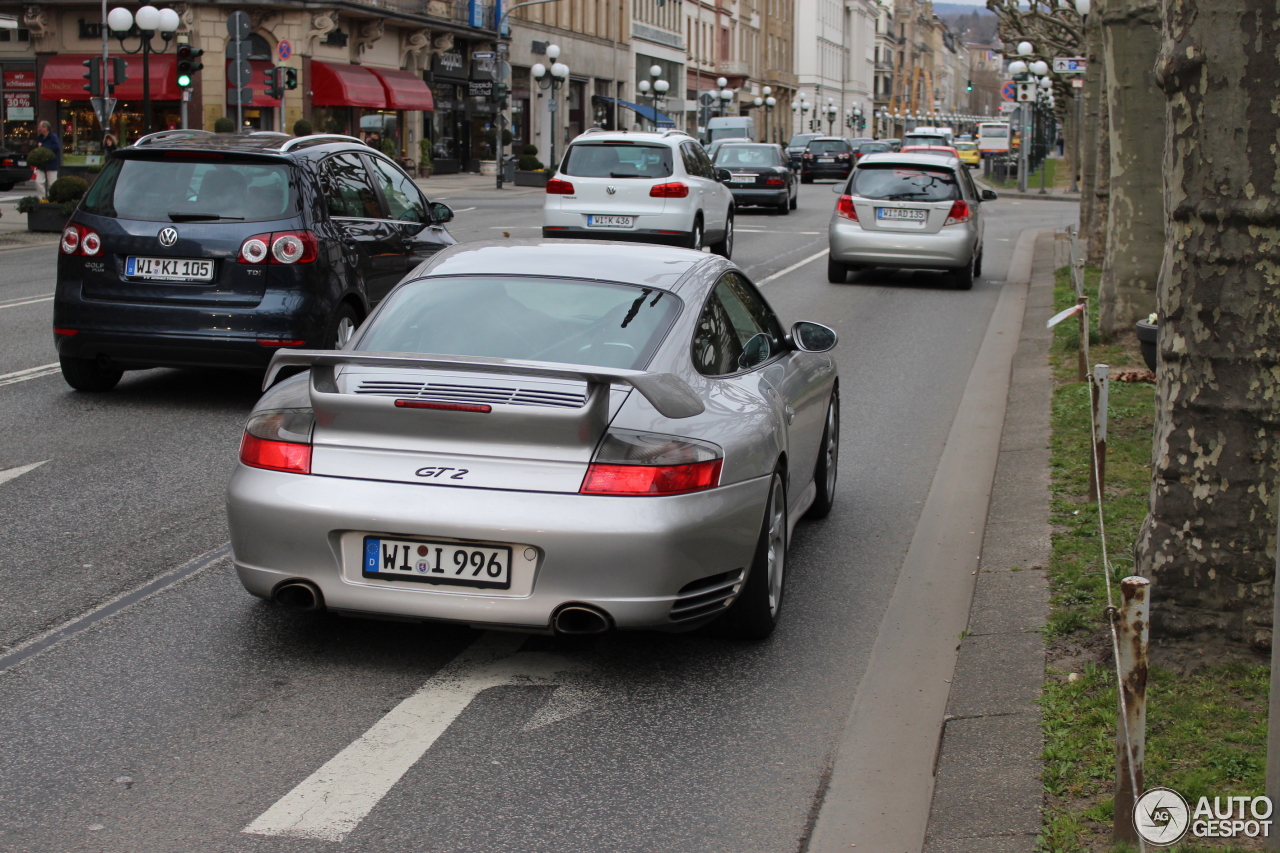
xmin=176 ymin=43 xmax=204 ymax=89
xmin=284 ymin=68 xmax=298 ymax=90
xmin=966 ymin=80 xmax=973 ymax=91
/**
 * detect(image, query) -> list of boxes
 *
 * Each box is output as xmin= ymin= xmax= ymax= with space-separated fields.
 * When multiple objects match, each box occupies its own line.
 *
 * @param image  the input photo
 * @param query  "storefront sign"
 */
xmin=3 ymin=70 xmax=36 ymax=90
xmin=433 ymin=50 xmax=466 ymax=80
xmin=5 ymin=92 xmax=32 ymax=121
xmin=468 ymin=81 xmax=493 ymax=98
xmin=471 ymin=54 xmax=496 ymax=82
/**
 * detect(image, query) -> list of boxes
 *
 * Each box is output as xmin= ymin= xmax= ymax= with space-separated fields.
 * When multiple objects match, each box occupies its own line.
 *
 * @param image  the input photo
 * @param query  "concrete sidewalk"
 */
xmin=412 ymin=172 xmax=545 ymax=199
xmin=976 ymin=172 xmax=1080 ymax=203
xmin=922 ymin=229 xmax=1056 ymax=852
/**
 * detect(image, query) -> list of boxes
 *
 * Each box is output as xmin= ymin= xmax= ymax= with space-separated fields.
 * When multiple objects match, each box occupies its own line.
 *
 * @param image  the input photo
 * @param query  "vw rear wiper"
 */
xmin=608 ymin=173 xmax=645 ymax=178
xmin=167 ymin=211 xmax=245 ymax=221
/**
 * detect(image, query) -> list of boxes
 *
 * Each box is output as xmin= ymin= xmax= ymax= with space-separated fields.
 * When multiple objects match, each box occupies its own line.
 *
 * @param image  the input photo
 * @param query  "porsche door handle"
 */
xmin=785 ymin=404 xmax=795 ymax=424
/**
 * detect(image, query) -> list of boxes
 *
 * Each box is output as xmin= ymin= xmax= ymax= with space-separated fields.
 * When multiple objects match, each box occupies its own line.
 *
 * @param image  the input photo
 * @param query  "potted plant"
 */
xmin=418 ymin=138 xmax=433 ymax=178
xmin=292 ymin=118 xmax=313 ymax=137
xmin=514 ymin=144 xmax=548 ymax=187
xmin=1135 ymin=313 xmax=1158 ymax=371
xmin=213 ymin=116 xmax=235 ymax=133
xmin=20 ymin=169 xmax=86 ymax=233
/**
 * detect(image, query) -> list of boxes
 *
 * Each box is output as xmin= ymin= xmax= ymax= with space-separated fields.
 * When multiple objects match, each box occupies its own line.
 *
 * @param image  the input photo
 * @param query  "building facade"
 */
xmin=791 ymin=0 xmax=875 ymax=140
xmin=15 ymin=1 xmax=505 ymax=173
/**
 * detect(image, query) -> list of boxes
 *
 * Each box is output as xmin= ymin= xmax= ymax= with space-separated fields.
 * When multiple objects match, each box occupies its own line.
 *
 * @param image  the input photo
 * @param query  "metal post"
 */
xmin=142 ymin=37 xmax=151 ymax=133
xmin=1266 ymin=491 xmax=1280 ymax=850
xmin=1018 ymin=103 xmax=1030 ymax=194
xmin=1069 ymin=89 xmax=1080 ymax=194
xmin=1089 ymin=363 xmax=1109 ymax=501
xmin=1114 ymin=576 xmax=1150 ymax=846
xmin=1077 ymin=296 xmax=1088 ymax=382
xmin=235 ymin=35 xmax=242 ymax=133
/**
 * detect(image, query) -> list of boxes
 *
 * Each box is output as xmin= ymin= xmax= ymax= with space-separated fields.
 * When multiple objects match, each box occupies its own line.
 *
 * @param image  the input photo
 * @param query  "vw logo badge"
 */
xmin=606 ymin=185 xmax=617 ymax=195
xmin=158 ymin=227 xmax=178 ymax=247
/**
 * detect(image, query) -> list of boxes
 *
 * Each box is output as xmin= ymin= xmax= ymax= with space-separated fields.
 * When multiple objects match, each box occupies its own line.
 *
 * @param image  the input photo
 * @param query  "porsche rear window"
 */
xmin=851 ymin=165 xmax=960 ymax=202
xmin=81 ymin=157 xmax=298 ymax=222
xmin=562 ymin=143 xmax=674 ymax=179
xmin=357 ymin=276 xmax=682 ymax=371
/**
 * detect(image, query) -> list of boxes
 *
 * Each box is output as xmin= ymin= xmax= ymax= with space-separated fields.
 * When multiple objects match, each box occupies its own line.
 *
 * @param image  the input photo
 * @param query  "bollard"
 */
xmin=1076 ymin=297 xmax=1089 ymax=381
xmin=1114 ymin=576 xmax=1151 ymax=845
xmin=1088 ymin=364 xmax=1109 ymax=501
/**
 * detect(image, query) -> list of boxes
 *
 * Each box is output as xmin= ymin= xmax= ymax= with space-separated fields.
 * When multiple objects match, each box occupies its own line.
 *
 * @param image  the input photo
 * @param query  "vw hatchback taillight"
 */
xmin=580 ymin=430 xmax=722 ymax=496
xmin=944 ymin=200 xmax=971 ymax=226
xmin=60 ymin=224 xmax=102 ymax=256
xmin=546 ymin=178 xmax=575 ymax=194
xmin=239 ymin=408 xmax=314 ymax=474
xmin=649 ymin=182 xmax=689 ymax=198
xmin=239 ymin=231 xmax=318 ymax=264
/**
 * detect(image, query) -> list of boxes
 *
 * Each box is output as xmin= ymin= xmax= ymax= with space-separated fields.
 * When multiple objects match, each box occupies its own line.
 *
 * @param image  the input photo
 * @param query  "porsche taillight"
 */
xmin=239 ymin=408 xmax=314 ymax=474
xmin=580 ymin=430 xmax=722 ymax=496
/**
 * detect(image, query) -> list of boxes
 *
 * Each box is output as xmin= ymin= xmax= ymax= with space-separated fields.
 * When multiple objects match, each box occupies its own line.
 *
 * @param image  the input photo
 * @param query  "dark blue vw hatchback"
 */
xmin=53 ymin=130 xmax=456 ymax=391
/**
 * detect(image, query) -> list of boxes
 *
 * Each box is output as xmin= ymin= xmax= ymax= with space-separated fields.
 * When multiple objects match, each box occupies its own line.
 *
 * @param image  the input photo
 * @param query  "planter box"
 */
xmin=478 ymin=160 xmax=498 ymax=177
xmin=1135 ymin=319 xmax=1158 ymax=372
xmin=514 ymin=170 xmax=549 ymax=187
xmin=27 ymin=202 xmax=69 ymax=233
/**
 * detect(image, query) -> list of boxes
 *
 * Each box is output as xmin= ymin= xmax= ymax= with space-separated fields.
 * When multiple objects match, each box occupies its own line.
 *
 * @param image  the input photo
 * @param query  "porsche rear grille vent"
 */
xmin=354 ymin=380 xmax=587 ymax=409
xmin=669 ymin=569 xmax=745 ymax=622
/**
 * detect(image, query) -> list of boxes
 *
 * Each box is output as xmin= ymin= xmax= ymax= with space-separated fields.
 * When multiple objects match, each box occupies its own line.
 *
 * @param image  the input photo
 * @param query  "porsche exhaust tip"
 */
xmin=274 ymin=580 xmax=323 ymax=612
xmin=553 ymin=604 xmax=612 ymax=635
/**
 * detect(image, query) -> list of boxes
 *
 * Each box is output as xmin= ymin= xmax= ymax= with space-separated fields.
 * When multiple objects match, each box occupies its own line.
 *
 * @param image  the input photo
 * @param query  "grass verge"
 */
xmin=1037 ymin=264 xmax=1268 ymax=852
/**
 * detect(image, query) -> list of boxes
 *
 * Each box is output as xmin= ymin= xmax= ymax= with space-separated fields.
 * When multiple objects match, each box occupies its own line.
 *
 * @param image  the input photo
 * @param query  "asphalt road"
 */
xmin=0 ymin=180 xmax=1075 ymax=853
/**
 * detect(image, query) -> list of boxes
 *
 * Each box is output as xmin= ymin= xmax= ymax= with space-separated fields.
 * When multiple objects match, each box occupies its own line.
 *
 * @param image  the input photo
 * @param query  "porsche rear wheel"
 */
xmin=719 ymin=471 xmax=787 ymax=640
xmin=806 ymin=389 xmax=839 ymax=519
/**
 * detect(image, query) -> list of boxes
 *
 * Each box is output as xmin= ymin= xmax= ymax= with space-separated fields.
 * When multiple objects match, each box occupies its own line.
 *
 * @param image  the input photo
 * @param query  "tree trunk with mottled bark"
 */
xmin=1136 ymin=0 xmax=1280 ymax=649
xmin=1084 ymin=0 xmax=1110 ymax=268
xmin=1097 ymin=0 xmax=1164 ymax=337
xmin=1078 ymin=4 xmax=1102 ymax=250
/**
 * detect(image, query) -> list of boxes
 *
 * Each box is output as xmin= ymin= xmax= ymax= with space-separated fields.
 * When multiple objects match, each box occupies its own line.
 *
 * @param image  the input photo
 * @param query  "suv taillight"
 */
xmin=649 ymin=182 xmax=689 ymax=198
xmin=60 ymin=224 xmax=102 ymax=256
xmin=836 ymin=194 xmax=859 ymax=221
xmin=239 ymin=408 xmax=314 ymax=474
xmin=546 ymin=178 xmax=575 ymax=194
xmin=239 ymin=231 xmax=318 ymax=264
xmin=944 ymin=200 xmax=970 ymax=226
xmin=580 ymin=430 xmax=722 ymax=496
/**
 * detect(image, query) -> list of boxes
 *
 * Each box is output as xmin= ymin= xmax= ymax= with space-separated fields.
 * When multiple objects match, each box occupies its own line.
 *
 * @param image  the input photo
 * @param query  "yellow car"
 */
xmin=954 ymin=141 xmax=981 ymax=168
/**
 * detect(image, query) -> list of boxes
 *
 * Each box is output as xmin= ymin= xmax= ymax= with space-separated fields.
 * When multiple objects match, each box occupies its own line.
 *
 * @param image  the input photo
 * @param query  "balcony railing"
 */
xmin=364 ymin=0 xmax=497 ymax=30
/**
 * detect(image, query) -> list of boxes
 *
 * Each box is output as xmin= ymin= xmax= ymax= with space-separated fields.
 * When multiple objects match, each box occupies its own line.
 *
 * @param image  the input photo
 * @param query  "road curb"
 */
xmin=922 ymin=230 xmax=1056 ymax=851
xmin=805 ymin=226 xmax=1049 ymax=853
xmin=977 ymin=173 xmax=1081 ymax=203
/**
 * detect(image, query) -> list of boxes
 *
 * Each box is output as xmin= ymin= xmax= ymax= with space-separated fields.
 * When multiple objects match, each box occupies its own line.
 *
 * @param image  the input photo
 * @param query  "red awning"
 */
xmin=226 ymin=59 xmax=280 ymax=108
xmin=310 ymin=61 xmax=385 ymax=108
xmin=367 ymin=67 xmax=433 ymax=111
xmin=40 ymin=54 xmax=179 ymax=102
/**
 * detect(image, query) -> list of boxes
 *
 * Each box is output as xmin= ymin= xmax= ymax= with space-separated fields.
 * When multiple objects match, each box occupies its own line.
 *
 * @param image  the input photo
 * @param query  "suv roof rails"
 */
xmin=133 ymin=129 xmax=215 ymax=147
xmin=248 ymin=131 xmax=290 ymax=138
xmin=582 ymin=127 xmax=608 ymax=134
xmin=661 ymin=129 xmax=692 ymax=138
xmin=278 ymin=134 xmax=366 ymax=152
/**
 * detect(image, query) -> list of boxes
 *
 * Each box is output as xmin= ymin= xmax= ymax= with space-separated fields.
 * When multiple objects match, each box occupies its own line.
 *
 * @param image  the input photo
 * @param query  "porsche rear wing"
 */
xmin=263 ymin=350 xmax=705 ymax=419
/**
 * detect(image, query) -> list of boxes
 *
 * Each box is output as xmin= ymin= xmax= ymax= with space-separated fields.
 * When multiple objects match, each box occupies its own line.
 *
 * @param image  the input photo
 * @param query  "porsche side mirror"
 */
xmin=789 ymin=321 xmax=838 ymax=353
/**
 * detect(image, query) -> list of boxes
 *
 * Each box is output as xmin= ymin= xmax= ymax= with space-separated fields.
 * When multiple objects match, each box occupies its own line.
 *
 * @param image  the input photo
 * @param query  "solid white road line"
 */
xmin=0 ymin=459 xmax=47 ymax=487
xmin=243 ymin=632 xmax=589 ymax=842
xmin=452 ymin=206 xmax=477 ymax=212
xmin=0 ymin=294 xmax=53 ymax=310
xmin=0 ymin=362 xmax=60 ymax=387
xmin=757 ymin=248 xmax=830 ymax=286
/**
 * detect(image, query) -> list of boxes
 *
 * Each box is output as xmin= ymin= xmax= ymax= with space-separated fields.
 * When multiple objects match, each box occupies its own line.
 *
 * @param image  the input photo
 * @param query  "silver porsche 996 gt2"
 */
xmin=226 ymin=240 xmax=839 ymax=640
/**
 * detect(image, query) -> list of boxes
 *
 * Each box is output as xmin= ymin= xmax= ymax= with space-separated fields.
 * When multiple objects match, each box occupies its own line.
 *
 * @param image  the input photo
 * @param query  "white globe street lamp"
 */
xmin=134 ymin=5 xmax=161 ymax=32
xmin=1029 ymin=60 xmax=1050 ymax=77
xmin=1017 ymin=41 xmax=1033 ymax=56
xmin=546 ymin=43 xmax=561 ymax=60
xmin=107 ymin=7 xmax=134 ymax=33
xmin=1008 ymin=60 xmax=1028 ymax=76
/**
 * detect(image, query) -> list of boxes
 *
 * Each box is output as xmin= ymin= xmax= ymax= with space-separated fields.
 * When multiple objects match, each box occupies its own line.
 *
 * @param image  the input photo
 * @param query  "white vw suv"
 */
xmin=541 ymin=129 xmax=735 ymax=258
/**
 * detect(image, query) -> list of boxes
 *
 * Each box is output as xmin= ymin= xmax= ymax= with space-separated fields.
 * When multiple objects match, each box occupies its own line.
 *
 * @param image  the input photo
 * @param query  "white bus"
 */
xmin=977 ymin=122 xmax=1011 ymax=155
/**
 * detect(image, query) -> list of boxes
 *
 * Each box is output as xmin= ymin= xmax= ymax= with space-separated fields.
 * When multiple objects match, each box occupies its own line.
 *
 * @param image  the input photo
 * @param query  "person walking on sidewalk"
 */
xmin=35 ymin=120 xmax=61 ymax=199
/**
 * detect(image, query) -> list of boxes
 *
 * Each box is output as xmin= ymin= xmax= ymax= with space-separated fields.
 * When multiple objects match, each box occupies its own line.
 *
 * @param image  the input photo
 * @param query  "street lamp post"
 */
xmin=107 ymin=4 xmax=180 ymax=136
xmin=532 ymin=45 xmax=569 ymax=173
xmin=853 ymin=106 xmax=863 ymax=136
xmin=653 ymin=78 xmax=669 ymax=128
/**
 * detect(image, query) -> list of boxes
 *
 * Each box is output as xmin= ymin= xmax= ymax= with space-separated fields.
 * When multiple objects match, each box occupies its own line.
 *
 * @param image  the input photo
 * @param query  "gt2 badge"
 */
xmin=415 ymin=467 xmax=469 ymax=480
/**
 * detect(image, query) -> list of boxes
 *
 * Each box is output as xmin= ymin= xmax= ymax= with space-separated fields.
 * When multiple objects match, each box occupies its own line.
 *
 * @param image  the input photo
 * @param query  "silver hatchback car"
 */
xmin=827 ymin=152 xmax=997 ymax=289
xmin=227 ymin=241 xmax=840 ymax=639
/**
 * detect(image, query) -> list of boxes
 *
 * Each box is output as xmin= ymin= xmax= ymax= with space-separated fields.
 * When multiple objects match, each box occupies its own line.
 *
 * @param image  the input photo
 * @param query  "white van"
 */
xmin=707 ymin=116 xmax=756 ymax=144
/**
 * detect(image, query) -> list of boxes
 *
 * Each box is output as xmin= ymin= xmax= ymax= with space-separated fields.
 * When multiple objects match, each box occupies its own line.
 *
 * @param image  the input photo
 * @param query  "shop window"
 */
xmin=313 ymin=107 xmax=351 ymax=136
